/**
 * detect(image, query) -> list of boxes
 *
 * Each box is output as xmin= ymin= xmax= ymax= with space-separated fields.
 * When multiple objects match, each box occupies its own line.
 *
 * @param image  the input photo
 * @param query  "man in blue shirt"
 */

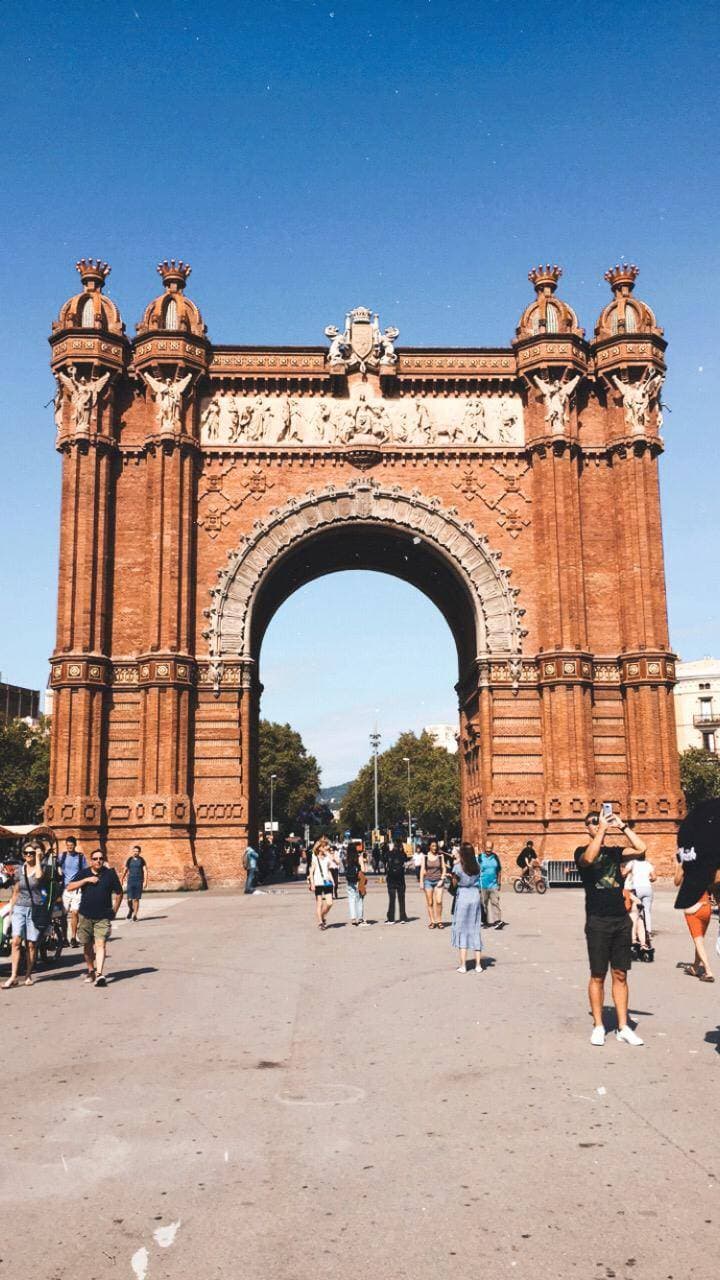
xmin=479 ymin=847 xmax=504 ymax=929
xmin=58 ymin=836 xmax=89 ymax=947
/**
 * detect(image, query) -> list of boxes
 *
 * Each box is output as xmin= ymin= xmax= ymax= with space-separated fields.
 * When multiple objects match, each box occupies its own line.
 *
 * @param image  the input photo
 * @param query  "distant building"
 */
xmin=0 ymin=680 xmax=40 ymax=724
xmin=425 ymin=723 xmax=459 ymax=754
xmin=674 ymin=658 xmax=720 ymax=754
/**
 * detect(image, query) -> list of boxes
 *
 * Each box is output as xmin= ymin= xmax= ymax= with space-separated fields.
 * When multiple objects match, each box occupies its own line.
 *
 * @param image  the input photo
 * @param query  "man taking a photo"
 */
xmin=575 ymin=810 xmax=647 ymax=1047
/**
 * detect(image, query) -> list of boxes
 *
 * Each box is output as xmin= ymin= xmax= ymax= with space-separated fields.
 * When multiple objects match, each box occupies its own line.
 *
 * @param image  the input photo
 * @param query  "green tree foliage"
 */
xmin=340 ymin=730 xmax=460 ymax=837
xmin=258 ymin=720 xmax=321 ymax=832
xmin=679 ymin=747 xmax=720 ymax=812
xmin=0 ymin=716 xmax=50 ymax=824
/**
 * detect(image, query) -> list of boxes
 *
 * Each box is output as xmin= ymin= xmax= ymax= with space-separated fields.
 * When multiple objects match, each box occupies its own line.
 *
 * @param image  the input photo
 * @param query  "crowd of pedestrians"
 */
xmin=0 ymin=836 xmax=149 ymax=990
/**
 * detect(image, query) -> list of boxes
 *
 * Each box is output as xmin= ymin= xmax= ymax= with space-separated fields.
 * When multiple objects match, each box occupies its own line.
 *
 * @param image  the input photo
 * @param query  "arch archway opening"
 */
xmin=252 ymin=522 xmax=479 ymax=681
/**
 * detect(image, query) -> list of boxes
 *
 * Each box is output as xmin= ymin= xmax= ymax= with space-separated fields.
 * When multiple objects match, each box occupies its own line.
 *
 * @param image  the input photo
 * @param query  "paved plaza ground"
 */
xmin=3 ymin=877 xmax=719 ymax=1280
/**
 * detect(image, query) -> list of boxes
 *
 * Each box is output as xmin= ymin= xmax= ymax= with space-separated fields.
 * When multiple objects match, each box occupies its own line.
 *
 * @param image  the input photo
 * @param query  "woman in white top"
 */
xmin=307 ymin=839 xmax=335 ymax=930
xmin=625 ymin=857 xmax=656 ymax=935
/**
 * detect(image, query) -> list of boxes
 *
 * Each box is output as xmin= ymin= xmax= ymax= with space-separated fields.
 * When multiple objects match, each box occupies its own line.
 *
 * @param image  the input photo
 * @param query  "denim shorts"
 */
xmin=12 ymin=904 xmax=41 ymax=943
xmin=423 ymin=878 xmax=442 ymax=892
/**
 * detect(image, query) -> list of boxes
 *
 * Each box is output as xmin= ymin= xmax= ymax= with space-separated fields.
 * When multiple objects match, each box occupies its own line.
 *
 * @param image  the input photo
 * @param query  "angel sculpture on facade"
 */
xmin=532 ymin=371 xmax=581 ymax=434
xmin=56 ymin=364 xmax=110 ymax=433
xmin=144 ymin=369 xmax=192 ymax=433
xmin=611 ymin=367 xmax=664 ymax=434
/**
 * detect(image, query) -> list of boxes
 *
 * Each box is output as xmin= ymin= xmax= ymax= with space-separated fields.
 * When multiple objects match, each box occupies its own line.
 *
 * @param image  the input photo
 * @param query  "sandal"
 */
xmin=2 ymin=978 xmax=18 ymax=989
xmin=24 ymin=977 xmax=34 ymax=986
xmin=699 ymin=973 xmax=715 ymax=983
xmin=686 ymin=964 xmax=704 ymax=977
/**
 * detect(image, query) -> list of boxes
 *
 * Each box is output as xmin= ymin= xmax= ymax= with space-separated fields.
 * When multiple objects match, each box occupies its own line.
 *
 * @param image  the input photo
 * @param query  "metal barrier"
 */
xmin=542 ymin=859 xmax=582 ymax=887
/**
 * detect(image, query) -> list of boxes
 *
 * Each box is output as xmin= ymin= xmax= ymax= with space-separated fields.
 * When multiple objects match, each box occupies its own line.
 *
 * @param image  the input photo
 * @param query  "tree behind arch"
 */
xmin=340 ymin=730 xmax=460 ymax=837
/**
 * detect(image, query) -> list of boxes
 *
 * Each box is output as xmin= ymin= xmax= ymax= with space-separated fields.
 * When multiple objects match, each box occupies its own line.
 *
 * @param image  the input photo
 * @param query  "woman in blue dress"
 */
xmin=450 ymin=842 xmax=484 ymax=973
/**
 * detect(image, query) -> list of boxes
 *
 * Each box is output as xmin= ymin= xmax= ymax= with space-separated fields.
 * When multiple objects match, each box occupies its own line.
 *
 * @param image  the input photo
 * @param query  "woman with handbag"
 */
xmin=308 ymin=839 xmax=335 ymax=930
xmin=345 ymin=845 xmax=370 ymax=927
xmin=2 ymin=844 xmax=47 ymax=988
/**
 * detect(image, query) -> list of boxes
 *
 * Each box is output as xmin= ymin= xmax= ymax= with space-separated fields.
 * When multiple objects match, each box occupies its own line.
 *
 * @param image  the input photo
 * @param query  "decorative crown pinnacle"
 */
xmin=75 ymin=259 xmax=110 ymax=291
xmin=528 ymin=264 xmax=563 ymax=294
xmin=157 ymin=259 xmax=192 ymax=292
xmin=604 ymin=263 xmax=640 ymax=293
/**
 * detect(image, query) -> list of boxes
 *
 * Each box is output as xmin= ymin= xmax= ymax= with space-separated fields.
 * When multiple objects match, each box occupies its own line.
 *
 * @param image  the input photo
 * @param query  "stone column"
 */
xmin=46 ymin=358 xmax=123 ymax=845
xmin=130 ymin=357 xmax=204 ymax=887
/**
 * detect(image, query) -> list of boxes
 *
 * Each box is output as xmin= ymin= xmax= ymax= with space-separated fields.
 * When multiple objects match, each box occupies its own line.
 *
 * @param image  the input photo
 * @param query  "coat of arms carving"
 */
xmin=324 ymin=306 xmax=399 ymax=372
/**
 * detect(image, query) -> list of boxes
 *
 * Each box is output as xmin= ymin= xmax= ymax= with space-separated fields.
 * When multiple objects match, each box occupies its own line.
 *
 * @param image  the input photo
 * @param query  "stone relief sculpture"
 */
xmin=56 ymin=364 xmax=110 ymax=432
xmin=612 ymin=368 xmax=664 ymax=434
xmin=532 ymin=372 xmax=581 ymax=434
xmin=143 ymin=369 xmax=192 ymax=432
xmin=199 ymin=390 xmax=525 ymax=447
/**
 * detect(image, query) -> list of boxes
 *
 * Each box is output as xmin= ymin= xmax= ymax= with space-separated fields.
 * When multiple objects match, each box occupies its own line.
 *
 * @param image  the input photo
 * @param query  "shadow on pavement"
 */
xmin=45 ymin=965 xmax=158 ymax=984
xmin=704 ymin=1026 xmax=720 ymax=1054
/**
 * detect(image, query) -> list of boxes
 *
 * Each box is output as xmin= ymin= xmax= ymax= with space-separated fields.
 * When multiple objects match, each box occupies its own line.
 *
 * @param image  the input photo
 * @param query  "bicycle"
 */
xmin=513 ymin=867 xmax=547 ymax=895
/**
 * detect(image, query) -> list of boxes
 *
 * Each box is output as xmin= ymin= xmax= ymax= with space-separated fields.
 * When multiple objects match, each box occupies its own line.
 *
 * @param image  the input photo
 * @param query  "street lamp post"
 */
xmin=402 ymin=755 xmax=412 ymax=852
xmin=270 ymin=773 xmax=277 ymax=833
xmin=370 ymin=728 xmax=381 ymax=838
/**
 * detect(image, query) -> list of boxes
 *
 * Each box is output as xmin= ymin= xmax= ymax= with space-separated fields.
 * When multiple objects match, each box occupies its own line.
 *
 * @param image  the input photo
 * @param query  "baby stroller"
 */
xmin=630 ymin=892 xmax=655 ymax=963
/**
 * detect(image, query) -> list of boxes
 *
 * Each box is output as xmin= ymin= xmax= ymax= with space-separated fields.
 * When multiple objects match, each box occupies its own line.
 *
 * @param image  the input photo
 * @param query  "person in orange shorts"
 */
xmin=674 ymin=848 xmax=715 ymax=982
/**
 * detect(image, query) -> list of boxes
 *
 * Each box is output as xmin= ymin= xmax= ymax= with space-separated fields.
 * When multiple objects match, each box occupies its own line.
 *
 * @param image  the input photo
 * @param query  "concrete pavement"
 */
xmin=2 ymin=878 xmax=718 ymax=1280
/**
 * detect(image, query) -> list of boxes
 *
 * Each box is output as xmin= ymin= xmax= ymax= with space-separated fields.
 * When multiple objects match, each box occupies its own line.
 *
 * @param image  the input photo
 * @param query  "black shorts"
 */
xmin=314 ymin=884 xmax=332 ymax=898
xmin=585 ymin=914 xmax=632 ymax=976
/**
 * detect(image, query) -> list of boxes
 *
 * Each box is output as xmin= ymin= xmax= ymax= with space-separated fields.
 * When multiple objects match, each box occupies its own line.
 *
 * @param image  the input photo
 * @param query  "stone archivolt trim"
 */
xmin=204 ymin=479 xmax=529 ymax=692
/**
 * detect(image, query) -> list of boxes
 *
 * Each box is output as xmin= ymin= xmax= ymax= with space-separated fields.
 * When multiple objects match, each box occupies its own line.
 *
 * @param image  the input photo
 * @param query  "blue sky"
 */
xmin=1 ymin=0 xmax=718 ymax=783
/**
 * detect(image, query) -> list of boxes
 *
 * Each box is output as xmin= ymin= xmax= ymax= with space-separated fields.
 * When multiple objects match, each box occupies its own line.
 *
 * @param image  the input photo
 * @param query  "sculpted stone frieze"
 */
xmin=199 ymin=390 xmax=525 ymax=448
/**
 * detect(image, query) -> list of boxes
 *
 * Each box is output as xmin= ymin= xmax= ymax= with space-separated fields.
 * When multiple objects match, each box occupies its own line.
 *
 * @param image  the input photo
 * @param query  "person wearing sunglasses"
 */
xmin=66 ymin=851 xmax=123 ymax=988
xmin=2 ymin=844 xmax=46 ymax=988
xmin=574 ymin=810 xmax=647 ymax=1047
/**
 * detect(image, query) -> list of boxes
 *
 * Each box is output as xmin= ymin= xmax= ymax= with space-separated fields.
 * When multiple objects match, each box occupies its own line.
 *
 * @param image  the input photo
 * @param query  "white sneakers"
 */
xmin=616 ymin=1025 xmax=644 ymax=1046
xmin=456 ymin=964 xmax=467 ymax=973
xmin=591 ymin=1024 xmax=644 ymax=1046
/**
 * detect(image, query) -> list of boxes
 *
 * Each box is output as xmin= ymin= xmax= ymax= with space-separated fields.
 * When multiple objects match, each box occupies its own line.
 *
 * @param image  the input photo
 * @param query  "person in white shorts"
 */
xmin=59 ymin=837 xmax=89 ymax=947
xmin=625 ymin=855 xmax=656 ymax=935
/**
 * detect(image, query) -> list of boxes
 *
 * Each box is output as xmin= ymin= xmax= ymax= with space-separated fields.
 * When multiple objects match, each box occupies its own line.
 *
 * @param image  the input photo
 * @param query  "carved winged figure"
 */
xmin=57 ymin=364 xmax=110 ymax=433
xmin=144 ymin=369 xmax=192 ymax=432
xmin=612 ymin=367 xmax=664 ymax=434
xmin=533 ymin=372 xmax=580 ymax=434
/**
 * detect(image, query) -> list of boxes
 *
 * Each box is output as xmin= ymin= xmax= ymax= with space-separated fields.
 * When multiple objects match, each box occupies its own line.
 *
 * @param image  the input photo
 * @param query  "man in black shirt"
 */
xmin=67 ymin=850 xmax=123 ymax=988
xmin=575 ymin=810 xmax=647 ymax=1047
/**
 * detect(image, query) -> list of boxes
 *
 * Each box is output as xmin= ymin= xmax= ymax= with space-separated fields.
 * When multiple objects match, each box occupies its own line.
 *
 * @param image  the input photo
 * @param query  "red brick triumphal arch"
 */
xmin=46 ymin=260 xmax=682 ymax=887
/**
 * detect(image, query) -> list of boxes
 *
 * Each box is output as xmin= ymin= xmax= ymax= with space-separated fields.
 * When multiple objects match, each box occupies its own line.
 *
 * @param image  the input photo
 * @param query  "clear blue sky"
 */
xmin=1 ymin=0 xmax=718 ymax=783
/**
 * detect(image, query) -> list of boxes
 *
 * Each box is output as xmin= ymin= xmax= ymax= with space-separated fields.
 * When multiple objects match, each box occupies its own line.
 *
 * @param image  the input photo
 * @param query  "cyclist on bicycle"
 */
xmin=516 ymin=840 xmax=542 ymax=888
